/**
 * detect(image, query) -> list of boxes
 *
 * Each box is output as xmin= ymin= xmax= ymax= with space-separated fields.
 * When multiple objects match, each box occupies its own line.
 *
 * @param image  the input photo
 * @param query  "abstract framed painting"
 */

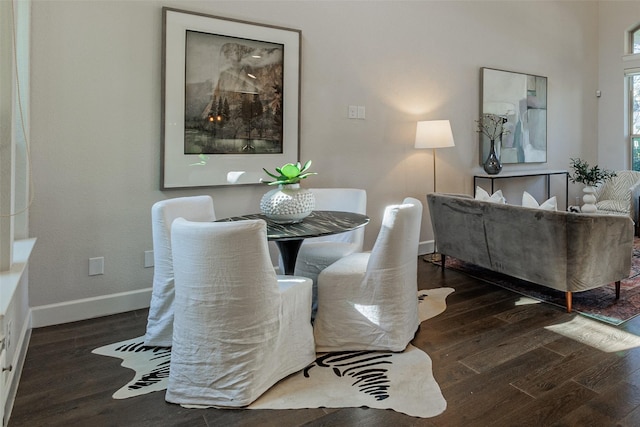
xmin=161 ymin=7 xmax=301 ymax=189
xmin=480 ymin=67 xmax=547 ymax=165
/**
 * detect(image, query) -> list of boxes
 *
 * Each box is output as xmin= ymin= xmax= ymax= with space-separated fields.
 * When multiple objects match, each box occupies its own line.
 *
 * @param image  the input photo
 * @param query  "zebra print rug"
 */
xmin=92 ymin=288 xmax=453 ymax=418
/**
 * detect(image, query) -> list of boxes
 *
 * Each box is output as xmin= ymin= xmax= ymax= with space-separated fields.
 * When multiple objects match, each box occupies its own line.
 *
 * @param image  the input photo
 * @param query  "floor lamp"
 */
xmin=414 ymin=120 xmax=455 ymax=262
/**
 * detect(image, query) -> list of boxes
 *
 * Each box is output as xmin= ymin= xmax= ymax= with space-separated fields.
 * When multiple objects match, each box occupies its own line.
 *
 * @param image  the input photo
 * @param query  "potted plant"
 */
xmin=259 ymin=160 xmax=317 ymax=223
xmin=569 ymin=158 xmax=616 ymax=187
xmin=476 ymin=114 xmax=510 ymax=175
xmin=261 ymin=160 xmax=317 ymax=186
xmin=569 ymin=158 xmax=616 ymax=213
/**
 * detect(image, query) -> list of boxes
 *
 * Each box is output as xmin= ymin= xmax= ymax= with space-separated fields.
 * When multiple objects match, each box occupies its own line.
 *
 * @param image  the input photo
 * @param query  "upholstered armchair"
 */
xmin=166 ymin=218 xmax=315 ymax=407
xmin=313 ymin=197 xmax=422 ymax=352
xmin=594 ymin=170 xmax=640 ymax=232
xmin=144 ymin=196 xmax=216 ymax=347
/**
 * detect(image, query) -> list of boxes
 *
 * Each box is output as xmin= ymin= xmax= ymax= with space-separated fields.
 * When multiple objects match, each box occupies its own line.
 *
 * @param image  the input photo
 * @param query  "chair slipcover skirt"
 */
xmin=292 ymin=188 xmax=367 ymax=317
xmin=166 ymin=218 xmax=315 ymax=407
xmin=144 ymin=195 xmax=216 ymax=347
xmin=313 ymin=197 xmax=422 ymax=352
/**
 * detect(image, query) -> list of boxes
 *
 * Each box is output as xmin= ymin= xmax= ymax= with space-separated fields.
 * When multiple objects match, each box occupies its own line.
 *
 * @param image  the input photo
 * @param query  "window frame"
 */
xmin=0 ymin=0 xmax=30 ymax=272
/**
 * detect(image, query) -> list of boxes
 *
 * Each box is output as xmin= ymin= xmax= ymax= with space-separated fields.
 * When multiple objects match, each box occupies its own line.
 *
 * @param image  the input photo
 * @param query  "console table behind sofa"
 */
xmin=427 ymin=193 xmax=634 ymax=312
xmin=473 ymin=169 xmax=569 ymax=209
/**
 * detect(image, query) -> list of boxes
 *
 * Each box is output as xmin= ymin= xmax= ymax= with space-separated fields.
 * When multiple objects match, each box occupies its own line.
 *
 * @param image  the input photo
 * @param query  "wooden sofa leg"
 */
xmin=616 ymin=281 xmax=621 ymax=300
xmin=566 ymin=291 xmax=572 ymax=313
xmin=440 ymin=254 xmax=446 ymax=270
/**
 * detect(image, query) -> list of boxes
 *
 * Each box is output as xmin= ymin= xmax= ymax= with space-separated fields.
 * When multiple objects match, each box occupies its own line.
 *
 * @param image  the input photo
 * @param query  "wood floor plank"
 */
xmin=493 ymin=299 xmax=561 ymax=323
xmin=419 ymin=297 xmax=516 ymax=334
xmin=543 ymin=334 xmax=596 ymax=357
xmin=429 ymin=347 xmax=559 ymax=425
xmin=424 ymin=286 xmax=515 ymax=321
xmin=460 ymin=326 xmax=561 ymax=373
xmin=430 ymin=354 xmax=478 ymax=390
xmin=618 ymin=404 xmax=640 ymax=427
xmin=491 ymin=380 xmax=598 ymax=427
xmin=580 ymin=379 xmax=640 ymax=422
xmin=428 ymin=303 xmax=566 ymax=370
xmin=510 ymin=344 xmax=614 ymax=398
xmin=415 ymin=308 xmax=508 ymax=350
xmin=203 ymin=407 xmax=338 ymax=427
xmin=549 ymin=404 xmax=617 ymax=427
xmin=573 ymin=347 xmax=640 ymax=393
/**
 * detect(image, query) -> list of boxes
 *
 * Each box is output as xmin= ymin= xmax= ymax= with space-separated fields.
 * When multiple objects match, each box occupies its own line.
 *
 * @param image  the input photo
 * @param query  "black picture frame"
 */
xmin=480 ymin=67 xmax=547 ymax=165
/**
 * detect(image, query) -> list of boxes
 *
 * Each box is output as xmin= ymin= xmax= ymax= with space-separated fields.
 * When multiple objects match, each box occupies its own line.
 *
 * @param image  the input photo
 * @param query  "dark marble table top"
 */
xmin=217 ymin=210 xmax=370 ymax=241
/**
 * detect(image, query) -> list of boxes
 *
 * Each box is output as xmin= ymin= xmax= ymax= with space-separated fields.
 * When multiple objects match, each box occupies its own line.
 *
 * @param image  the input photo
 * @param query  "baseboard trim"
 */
xmin=30 ymin=288 xmax=152 ymax=328
xmin=419 ymin=240 xmax=435 ymax=256
xmin=28 ymin=240 xmax=437 ymax=328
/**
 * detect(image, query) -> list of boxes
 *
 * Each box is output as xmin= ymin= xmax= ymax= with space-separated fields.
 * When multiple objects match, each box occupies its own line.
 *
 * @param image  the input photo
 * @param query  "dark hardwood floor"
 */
xmin=9 ymin=260 xmax=640 ymax=426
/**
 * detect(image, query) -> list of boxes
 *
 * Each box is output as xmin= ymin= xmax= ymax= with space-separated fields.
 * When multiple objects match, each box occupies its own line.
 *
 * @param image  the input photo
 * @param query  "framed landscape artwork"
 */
xmin=480 ymin=67 xmax=547 ymax=165
xmin=161 ymin=7 xmax=301 ymax=188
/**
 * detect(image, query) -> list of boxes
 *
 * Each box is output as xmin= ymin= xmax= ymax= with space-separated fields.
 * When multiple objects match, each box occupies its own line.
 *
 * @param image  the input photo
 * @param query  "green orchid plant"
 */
xmin=262 ymin=160 xmax=317 ymax=186
xmin=569 ymin=158 xmax=616 ymax=187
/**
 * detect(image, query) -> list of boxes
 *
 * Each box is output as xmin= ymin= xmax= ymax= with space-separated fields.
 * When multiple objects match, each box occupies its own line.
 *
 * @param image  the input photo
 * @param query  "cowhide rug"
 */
xmin=92 ymin=287 xmax=454 ymax=418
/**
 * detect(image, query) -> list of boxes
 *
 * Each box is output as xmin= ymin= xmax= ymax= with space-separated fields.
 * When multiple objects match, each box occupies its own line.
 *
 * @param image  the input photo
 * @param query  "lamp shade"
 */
xmin=414 ymin=120 xmax=455 ymax=149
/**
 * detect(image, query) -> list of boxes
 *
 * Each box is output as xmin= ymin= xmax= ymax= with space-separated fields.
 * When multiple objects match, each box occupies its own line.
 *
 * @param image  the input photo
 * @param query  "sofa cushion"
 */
xmin=522 ymin=191 xmax=557 ymax=211
xmin=475 ymin=187 xmax=506 ymax=204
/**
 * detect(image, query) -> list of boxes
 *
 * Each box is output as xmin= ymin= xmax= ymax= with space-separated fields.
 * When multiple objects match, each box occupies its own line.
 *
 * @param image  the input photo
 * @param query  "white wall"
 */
xmin=28 ymin=1 xmax=600 ymax=317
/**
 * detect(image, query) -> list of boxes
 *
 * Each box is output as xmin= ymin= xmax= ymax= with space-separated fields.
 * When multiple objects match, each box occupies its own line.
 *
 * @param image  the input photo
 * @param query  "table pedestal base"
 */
xmin=276 ymin=239 xmax=304 ymax=275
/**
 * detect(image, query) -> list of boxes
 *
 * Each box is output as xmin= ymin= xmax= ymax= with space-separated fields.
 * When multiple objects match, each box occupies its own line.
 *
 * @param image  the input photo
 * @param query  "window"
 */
xmin=626 ymin=24 xmax=640 ymax=171
xmin=0 ymin=0 xmax=30 ymax=271
xmin=631 ymin=25 xmax=640 ymax=55
xmin=630 ymin=74 xmax=640 ymax=171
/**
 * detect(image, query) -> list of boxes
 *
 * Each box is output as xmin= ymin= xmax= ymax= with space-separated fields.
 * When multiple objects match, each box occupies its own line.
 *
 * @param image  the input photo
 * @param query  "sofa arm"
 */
xmin=567 ymin=213 xmax=634 ymax=292
xmin=427 ymin=193 xmax=491 ymax=269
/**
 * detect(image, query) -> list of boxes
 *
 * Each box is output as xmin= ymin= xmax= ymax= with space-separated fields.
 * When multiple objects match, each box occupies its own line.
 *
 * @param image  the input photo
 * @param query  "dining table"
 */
xmin=217 ymin=210 xmax=370 ymax=275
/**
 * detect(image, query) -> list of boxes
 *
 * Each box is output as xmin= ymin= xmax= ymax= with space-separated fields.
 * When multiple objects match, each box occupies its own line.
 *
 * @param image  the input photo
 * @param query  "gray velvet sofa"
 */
xmin=427 ymin=193 xmax=635 ymax=312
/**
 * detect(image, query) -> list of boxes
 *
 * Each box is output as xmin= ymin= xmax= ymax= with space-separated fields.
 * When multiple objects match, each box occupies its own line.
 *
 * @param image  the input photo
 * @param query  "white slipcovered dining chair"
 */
xmin=288 ymin=188 xmax=367 ymax=317
xmin=144 ymin=195 xmax=216 ymax=347
xmin=166 ymin=218 xmax=315 ymax=407
xmin=313 ymin=197 xmax=423 ymax=352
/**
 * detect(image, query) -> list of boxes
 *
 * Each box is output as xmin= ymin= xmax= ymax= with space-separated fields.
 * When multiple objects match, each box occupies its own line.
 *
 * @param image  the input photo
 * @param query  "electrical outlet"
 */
xmin=348 ymin=105 xmax=358 ymax=119
xmin=144 ymin=250 xmax=154 ymax=268
xmin=89 ymin=257 xmax=104 ymax=276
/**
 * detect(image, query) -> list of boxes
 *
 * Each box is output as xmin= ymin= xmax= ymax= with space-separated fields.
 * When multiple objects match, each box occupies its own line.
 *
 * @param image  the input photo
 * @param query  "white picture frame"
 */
xmin=161 ymin=7 xmax=301 ymax=188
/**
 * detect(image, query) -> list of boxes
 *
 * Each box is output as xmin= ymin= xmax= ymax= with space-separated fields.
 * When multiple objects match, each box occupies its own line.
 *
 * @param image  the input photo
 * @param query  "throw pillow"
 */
xmin=522 ymin=191 xmax=557 ymax=211
xmin=475 ymin=187 xmax=506 ymax=204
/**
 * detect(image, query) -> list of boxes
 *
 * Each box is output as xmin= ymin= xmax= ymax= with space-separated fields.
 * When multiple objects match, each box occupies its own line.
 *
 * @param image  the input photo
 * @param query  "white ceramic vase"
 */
xmin=581 ymin=185 xmax=597 ymax=213
xmin=259 ymin=184 xmax=315 ymax=223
